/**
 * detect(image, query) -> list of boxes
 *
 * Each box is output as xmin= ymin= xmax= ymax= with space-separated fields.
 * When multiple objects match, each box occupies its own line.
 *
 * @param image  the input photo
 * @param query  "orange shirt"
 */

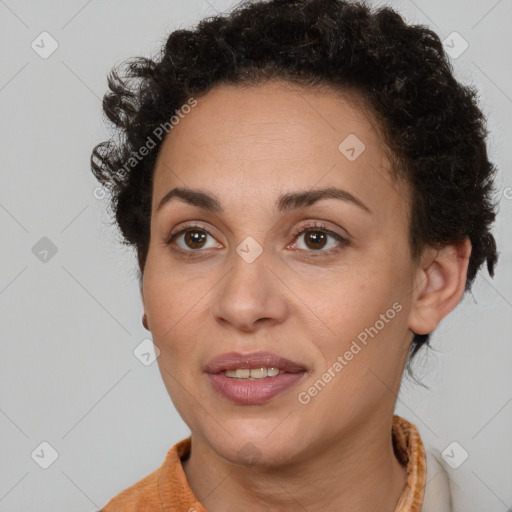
xmin=100 ymin=414 xmax=426 ymax=512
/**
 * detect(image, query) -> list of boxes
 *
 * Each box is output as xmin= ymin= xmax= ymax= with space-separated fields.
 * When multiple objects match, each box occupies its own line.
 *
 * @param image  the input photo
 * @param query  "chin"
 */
xmin=203 ymin=423 xmax=306 ymax=468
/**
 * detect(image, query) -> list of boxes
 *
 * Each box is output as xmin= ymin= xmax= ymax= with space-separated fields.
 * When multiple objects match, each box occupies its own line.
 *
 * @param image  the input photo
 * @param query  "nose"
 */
xmin=210 ymin=246 xmax=289 ymax=333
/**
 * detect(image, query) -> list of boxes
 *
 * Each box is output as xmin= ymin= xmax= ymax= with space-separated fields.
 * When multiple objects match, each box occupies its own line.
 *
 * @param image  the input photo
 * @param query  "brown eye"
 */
xmin=166 ymin=224 xmax=220 ymax=253
xmin=302 ymin=230 xmax=328 ymax=250
xmin=182 ymin=229 xmax=207 ymax=249
xmin=291 ymin=222 xmax=350 ymax=255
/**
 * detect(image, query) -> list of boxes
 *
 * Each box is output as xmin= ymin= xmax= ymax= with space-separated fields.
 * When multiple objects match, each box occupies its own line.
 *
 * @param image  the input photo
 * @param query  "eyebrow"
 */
xmin=156 ymin=186 xmax=371 ymax=215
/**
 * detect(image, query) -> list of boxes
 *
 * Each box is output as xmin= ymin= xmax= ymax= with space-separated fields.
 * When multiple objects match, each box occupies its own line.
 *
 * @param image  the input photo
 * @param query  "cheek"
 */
xmin=313 ymin=271 xmax=407 ymax=366
xmin=143 ymin=266 xmax=183 ymax=344
xmin=316 ymin=268 xmax=390 ymax=325
xmin=143 ymin=266 xmax=212 ymax=365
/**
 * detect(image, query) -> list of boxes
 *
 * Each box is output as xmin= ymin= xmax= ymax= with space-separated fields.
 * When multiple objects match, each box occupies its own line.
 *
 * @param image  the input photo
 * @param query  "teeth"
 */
xmin=223 ymin=367 xmax=281 ymax=379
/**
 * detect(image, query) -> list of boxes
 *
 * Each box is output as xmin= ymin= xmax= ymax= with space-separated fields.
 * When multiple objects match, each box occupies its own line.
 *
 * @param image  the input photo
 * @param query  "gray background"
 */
xmin=1 ymin=0 xmax=511 ymax=511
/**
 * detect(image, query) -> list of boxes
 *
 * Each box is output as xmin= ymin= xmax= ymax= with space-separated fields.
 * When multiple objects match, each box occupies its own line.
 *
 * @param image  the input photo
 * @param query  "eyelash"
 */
xmin=165 ymin=221 xmax=350 ymax=257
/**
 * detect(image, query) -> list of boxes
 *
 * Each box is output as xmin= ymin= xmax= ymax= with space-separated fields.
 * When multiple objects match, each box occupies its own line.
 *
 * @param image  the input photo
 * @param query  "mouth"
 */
xmin=204 ymin=351 xmax=307 ymax=375
xmin=204 ymin=351 xmax=308 ymax=405
xmin=222 ymin=367 xmax=284 ymax=379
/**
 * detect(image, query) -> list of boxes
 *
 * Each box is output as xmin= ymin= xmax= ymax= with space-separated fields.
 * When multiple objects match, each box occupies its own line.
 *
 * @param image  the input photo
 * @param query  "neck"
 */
xmin=182 ymin=415 xmax=408 ymax=512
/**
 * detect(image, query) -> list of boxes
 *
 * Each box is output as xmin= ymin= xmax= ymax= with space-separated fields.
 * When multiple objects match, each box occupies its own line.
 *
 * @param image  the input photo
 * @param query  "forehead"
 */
xmin=158 ymin=80 xmax=385 ymax=156
xmin=152 ymin=80 xmax=408 ymax=220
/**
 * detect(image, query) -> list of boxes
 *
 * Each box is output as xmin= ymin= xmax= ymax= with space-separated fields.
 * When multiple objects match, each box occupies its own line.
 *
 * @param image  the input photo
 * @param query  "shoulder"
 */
xmin=422 ymin=449 xmax=453 ymax=512
xmin=99 ymin=466 xmax=163 ymax=512
xmin=98 ymin=438 xmax=193 ymax=512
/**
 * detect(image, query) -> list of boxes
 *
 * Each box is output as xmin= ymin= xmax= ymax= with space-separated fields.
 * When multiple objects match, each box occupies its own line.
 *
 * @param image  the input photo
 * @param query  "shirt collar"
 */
xmin=392 ymin=414 xmax=427 ymax=511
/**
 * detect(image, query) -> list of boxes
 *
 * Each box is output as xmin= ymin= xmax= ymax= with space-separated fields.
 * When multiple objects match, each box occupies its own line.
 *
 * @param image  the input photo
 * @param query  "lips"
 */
xmin=204 ymin=351 xmax=308 ymax=405
xmin=204 ymin=351 xmax=307 ymax=374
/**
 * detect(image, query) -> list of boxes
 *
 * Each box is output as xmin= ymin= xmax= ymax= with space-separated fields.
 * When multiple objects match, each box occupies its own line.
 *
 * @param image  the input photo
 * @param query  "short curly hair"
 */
xmin=91 ymin=0 xmax=499 ymax=369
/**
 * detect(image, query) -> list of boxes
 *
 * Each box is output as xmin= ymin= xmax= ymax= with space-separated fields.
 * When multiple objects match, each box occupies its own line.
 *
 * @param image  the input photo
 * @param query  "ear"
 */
xmin=140 ymin=274 xmax=150 ymax=331
xmin=408 ymin=238 xmax=472 ymax=336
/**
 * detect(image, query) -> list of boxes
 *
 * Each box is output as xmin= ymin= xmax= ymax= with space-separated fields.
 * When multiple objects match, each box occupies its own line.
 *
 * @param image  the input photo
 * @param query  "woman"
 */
xmin=91 ymin=0 xmax=499 ymax=510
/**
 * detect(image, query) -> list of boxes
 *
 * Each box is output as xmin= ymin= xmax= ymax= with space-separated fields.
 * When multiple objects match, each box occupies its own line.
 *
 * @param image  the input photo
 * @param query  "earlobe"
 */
xmin=408 ymin=238 xmax=472 ymax=336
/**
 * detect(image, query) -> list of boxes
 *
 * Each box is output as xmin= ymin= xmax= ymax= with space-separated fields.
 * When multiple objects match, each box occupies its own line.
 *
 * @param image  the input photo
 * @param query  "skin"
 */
xmin=140 ymin=79 xmax=471 ymax=512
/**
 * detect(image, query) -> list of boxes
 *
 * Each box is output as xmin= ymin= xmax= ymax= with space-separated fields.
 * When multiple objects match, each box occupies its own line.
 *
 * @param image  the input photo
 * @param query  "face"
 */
xmin=141 ymin=80 xmax=421 ymax=466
